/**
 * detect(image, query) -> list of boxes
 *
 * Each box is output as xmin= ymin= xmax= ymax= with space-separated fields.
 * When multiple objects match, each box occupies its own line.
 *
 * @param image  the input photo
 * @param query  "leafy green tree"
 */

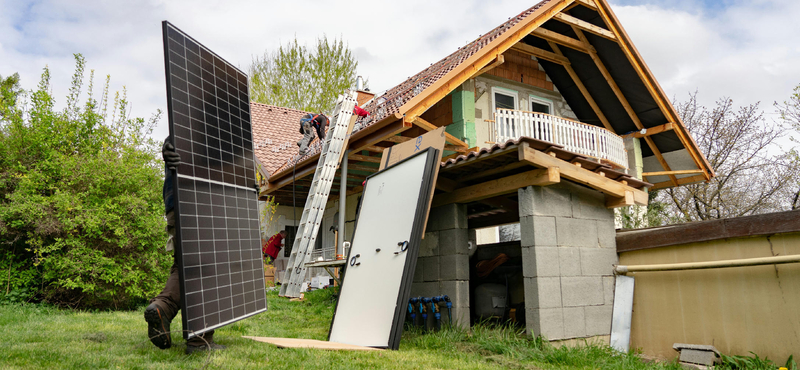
xmin=0 ymin=73 xmax=22 ymax=114
xmin=0 ymin=55 xmax=170 ymax=309
xmin=249 ymin=36 xmax=359 ymax=114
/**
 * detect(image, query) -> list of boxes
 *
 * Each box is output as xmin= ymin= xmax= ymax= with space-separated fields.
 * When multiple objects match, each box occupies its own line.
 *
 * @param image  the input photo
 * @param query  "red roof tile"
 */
xmin=250 ymin=102 xmax=312 ymax=177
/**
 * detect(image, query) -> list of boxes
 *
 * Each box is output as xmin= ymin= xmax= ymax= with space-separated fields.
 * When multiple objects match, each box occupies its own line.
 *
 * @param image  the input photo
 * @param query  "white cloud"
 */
xmin=2 ymin=0 xmax=798 ymax=142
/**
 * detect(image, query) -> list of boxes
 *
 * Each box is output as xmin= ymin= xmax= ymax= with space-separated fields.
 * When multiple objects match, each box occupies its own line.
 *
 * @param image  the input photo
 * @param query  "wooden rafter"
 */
xmin=471 ymin=55 xmax=505 ymax=78
xmin=547 ymin=41 xmax=614 ymax=132
xmin=401 ymin=0 xmax=575 ymax=122
xmin=432 ymin=167 xmax=561 ymax=207
xmin=621 ymin=122 xmax=674 ymax=139
xmin=553 ymin=13 xmax=616 ymax=41
xmin=519 ymin=142 xmax=648 ymax=206
xmin=650 ymin=174 xmax=707 ymax=190
xmin=570 ymin=0 xmax=598 ymax=11
xmin=532 ymin=28 xmax=594 ymax=54
xmin=510 ymin=43 xmax=570 ymax=65
xmin=569 ymin=26 xmax=678 ymax=186
xmin=593 ymin=0 xmax=712 ymax=180
xmin=348 ymin=153 xmax=381 ymax=163
xmin=382 ymin=135 xmax=413 ymax=143
xmin=642 ymin=169 xmax=704 ymax=177
xmin=412 ymin=117 xmax=469 ymax=148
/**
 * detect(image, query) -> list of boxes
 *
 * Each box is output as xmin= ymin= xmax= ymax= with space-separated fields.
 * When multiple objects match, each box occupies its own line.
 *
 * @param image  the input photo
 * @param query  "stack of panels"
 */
xmin=162 ymin=21 xmax=266 ymax=338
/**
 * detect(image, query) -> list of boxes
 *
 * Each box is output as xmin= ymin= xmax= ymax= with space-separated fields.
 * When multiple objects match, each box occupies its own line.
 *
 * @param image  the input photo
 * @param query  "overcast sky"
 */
xmin=2 ymin=0 xmax=798 ymax=141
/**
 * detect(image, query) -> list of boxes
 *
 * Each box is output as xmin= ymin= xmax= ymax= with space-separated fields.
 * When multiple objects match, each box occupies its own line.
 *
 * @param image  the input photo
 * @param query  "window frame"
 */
xmin=529 ymin=95 xmax=554 ymax=115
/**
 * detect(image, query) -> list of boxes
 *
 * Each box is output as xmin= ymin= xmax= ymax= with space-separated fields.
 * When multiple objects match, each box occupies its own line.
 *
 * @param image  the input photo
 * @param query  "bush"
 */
xmin=0 ymin=54 xmax=171 ymax=309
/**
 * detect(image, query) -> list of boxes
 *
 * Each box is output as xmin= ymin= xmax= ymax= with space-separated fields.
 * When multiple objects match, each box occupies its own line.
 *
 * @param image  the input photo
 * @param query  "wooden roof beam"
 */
xmin=348 ymin=153 xmax=382 ymax=164
xmin=553 ymin=12 xmax=615 ymax=41
xmin=432 ymin=166 xmax=560 ymax=207
xmin=547 ymin=41 xmax=614 ymax=132
xmin=570 ymin=26 xmax=678 ymax=186
xmin=413 ymin=117 xmax=469 ymax=148
xmin=566 ymin=0 xmax=598 ymax=11
xmin=621 ymin=122 xmax=674 ymax=139
xmin=519 ymin=142 xmax=648 ymax=206
xmin=510 ymin=43 xmax=570 ymax=65
xmin=532 ymin=28 xmax=595 ymax=54
xmin=471 ymin=55 xmax=505 ymax=78
xmin=650 ymin=174 xmax=707 ymax=190
xmin=642 ymin=169 xmax=704 ymax=177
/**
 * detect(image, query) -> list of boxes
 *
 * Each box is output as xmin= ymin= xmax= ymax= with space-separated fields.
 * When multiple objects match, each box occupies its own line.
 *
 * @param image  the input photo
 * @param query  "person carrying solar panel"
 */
xmin=296 ymin=113 xmax=329 ymax=155
xmin=144 ymin=138 xmax=227 ymax=355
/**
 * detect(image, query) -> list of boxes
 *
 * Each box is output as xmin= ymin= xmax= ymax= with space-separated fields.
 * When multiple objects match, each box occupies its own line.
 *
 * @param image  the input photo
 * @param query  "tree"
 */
xmin=249 ymin=36 xmax=358 ymax=114
xmin=656 ymin=92 xmax=799 ymax=223
xmin=0 ymin=73 xmax=22 ymax=116
xmin=0 ymin=55 xmax=170 ymax=309
xmin=776 ymin=83 xmax=800 ymax=209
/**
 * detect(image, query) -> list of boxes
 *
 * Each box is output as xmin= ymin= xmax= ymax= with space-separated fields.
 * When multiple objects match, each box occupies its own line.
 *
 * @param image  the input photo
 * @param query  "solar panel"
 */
xmin=162 ymin=21 xmax=267 ymax=339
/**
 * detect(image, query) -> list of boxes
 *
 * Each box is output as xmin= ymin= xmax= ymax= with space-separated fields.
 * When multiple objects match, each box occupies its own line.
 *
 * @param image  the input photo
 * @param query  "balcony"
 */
xmin=489 ymin=109 xmax=628 ymax=169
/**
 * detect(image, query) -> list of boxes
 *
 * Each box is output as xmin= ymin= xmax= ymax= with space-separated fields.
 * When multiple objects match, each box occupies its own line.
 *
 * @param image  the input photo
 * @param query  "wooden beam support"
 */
xmin=642 ymin=169 xmax=704 ymax=177
xmin=621 ymin=122 xmax=674 ymax=139
xmin=553 ymin=12 xmax=616 ymax=41
xmin=436 ymin=176 xmax=460 ymax=192
xmin=432 ymin=167 xmax=560 ymax=207
xmin=413 ymin=117 xmax=469 ymax=148
xmin=510 ymin=43 xmax=570 ymax=65
xmin=605 ymin=190 xmax=634 ymax=209
xmin=382 ymin=135 xmax=413 ymax=143
xmin=519 ymin=142 xmax=648 ymax=206
xmin=347 ymin=115 xmax=411 ymax=153
xmin=650 ymin=174 xmax=708 ymax=190
xmin=593 ymin=0 xmax=712 ymax=180
xmin=364 ymin=145 xmax=387 ymax=153
xmin=471 ymin=55 xmax=504 ymax=78
xmin=401 ymin=0 xmax=575 ymax=122
xmin=345 ymin=163 xmax=380 ymax=173
xmin=445 ymin=144 xmax=471 ymax=153
xmin=455 ymin=161 xmax=529 ymax=183
xmin=570 ymin=27 xmax=678 ymax=186
xmin=532 ymin=28 xmax=594 ymax=54
xmin=348 ymin=153 xmax=381 ymax=164
xmin=548 ymin=41 xmax=614 ymax=132
xmin=574 ymin=0 xmax=598 ymax=10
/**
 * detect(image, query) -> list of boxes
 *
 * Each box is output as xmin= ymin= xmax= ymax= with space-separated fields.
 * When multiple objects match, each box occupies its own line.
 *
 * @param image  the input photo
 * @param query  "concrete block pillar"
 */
xmin=617 ymin=136 xmax=647 ymax=229
xmin=411 ymin=203 xmax=471 ymax=327
xmin=519 ymin=182 xmax=618 ymax=341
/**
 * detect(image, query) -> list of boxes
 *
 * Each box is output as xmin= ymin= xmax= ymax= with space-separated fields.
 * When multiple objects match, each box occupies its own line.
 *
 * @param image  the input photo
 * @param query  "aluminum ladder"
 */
xmin=280 ymin=91 xmax=357 ymax=298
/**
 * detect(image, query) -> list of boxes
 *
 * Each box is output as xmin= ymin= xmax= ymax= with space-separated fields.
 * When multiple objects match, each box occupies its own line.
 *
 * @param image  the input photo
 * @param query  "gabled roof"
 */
xmin=261 ymin=0 xmax=715 ymax=202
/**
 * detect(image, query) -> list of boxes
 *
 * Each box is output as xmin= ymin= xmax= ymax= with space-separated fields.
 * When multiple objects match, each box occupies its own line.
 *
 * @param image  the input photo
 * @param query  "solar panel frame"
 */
xmin=162 ymin=21 xmax=267 ymax=339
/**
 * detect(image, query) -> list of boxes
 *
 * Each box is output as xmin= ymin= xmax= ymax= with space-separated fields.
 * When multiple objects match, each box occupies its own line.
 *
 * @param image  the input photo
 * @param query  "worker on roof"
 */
xmin=297 ymin=113 xmax=329 ymax=155
xmin=144 ymin=138 xmax=226 ymax=355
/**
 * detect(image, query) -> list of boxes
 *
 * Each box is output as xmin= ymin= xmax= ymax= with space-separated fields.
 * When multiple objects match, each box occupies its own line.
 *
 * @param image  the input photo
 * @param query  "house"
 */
xmin=253 ymin=0 xmax=713 ymax=343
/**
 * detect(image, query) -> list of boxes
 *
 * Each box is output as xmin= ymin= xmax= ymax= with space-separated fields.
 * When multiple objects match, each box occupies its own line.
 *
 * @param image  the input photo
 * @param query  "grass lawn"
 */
xmin=0 ymin=288 xmax=683 ymax=370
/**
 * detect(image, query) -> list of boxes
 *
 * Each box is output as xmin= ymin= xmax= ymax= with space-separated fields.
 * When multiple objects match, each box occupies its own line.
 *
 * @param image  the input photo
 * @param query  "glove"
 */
xmin=162 ymin=140 xmax=181 ymax=170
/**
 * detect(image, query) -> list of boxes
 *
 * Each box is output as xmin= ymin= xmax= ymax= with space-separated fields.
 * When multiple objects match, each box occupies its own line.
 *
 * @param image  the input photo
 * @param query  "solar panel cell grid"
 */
xmin=163 ymin=21 xmax=266 ymax=339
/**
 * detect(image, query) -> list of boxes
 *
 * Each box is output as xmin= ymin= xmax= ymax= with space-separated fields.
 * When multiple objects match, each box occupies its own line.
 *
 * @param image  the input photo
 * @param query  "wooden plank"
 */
xmin=605 ymin=190 xmax=634 ymax=208
xmin=570 ymin=27 xmax=677 ymax=186
xmin=469 ymin=211 xmax=521 ymax=229
xmin=454 ymin=161 xmax=529 ymax=183
xmin=348 ymin=116 xmax=411 ymax=153
xmin=345 ymin=163 xmax=380 ymax=173
xmin=401 ymin=0 xmax=575 ymax=122
xmin=532 ymin=28 xmax=594 ymax=54
xmin=650 ymin=174 xmax=708 ymax=190
xmin=621 ymin=122 xmax=674 ymax=139
xmin=471 ymin=55 xmax=505 ymax=78
xmin=510 ymin=43 xmax=570 ymax=65
xmin=436 ymin=176 xmax=459 ymax=192
xmin=382 ymin=135 xmax=413 ymax=143
xmin=548 ymin=41 xmax=614 ymax=132
xmin=413 ymin=117 xmax=469 ymax=148
xmin=348 ymin=153 xmax=381 ymax=163
xmin=593 ymin=0 xmax=712 ymax=180
xmin=364 ymin=145 xmax=387 ymax=153
xmin=519 ymin=142 xmax=647 ymax=205
xmin=445 ymin=144 xmax=470 ymax=152
xmin=642 ymin=169 xmax=703 ymax=177
xmin=243 ymin=336 xmax=382 ymax=351
xmin=432 ymin=167 xmax=560 ymax=207
xmin=553 ymin=12 xmax=616 ymax=41
xmin=574 ymin=0 xmax=598 ymax=10
xmin=441 ymin=146 xmax=479 ymax=162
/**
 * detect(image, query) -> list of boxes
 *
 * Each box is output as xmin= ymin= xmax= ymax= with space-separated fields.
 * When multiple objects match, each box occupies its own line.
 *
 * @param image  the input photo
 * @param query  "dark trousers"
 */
xmin=151 ymin=211 xmax=214 ymax=346
xmin=297 ymin=121 xmax=316 ymax=154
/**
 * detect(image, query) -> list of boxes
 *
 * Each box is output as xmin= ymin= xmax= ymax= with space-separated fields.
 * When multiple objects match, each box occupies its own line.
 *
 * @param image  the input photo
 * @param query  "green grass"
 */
xmin=0 ymin=288 xmax=684 ymax=370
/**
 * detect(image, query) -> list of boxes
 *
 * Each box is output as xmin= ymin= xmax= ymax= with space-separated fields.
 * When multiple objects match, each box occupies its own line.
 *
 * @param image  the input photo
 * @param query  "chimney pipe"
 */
xmin=356 ymin=76 xmax=364 ymax=91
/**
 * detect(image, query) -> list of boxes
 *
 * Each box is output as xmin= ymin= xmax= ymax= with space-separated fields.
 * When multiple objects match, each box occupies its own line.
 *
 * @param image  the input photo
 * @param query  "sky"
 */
xmin=2 ymin=0 xmax=799 ymax=142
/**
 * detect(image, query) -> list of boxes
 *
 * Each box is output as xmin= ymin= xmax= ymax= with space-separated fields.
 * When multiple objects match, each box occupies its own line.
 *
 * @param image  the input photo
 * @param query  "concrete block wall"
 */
xmin=519 ymin=182 xmax=617 ymax=340
xmin=411 ymin=203 xmax=471 ymax=327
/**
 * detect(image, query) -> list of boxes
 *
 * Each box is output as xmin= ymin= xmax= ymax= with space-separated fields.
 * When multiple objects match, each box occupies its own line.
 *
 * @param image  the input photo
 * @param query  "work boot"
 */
xmin=185 ymin=342 xmax=227 ymax=355
xmin=144 ymin=302 xmax=172 ymax=349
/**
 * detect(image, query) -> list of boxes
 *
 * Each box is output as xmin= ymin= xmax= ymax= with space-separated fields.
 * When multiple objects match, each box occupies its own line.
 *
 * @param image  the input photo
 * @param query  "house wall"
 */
xmin=474 ymin=54 xmax=577 ymax=149
xmin=518 ymin=182 xmax=617 ymax=341
xmin=618 ymin=231 xmax=800 ymax=363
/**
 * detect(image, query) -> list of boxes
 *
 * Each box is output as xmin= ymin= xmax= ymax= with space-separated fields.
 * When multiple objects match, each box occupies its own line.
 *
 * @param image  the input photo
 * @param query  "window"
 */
xmin=491 ymin=88 xmax=518 ymax=111
xmin=492 ymin=88 xmax=519 ymax=139
xmin=283 ymin=225 xmax=297 ymax=258
xmin=529 ymin=96 xmax=553 ymax=114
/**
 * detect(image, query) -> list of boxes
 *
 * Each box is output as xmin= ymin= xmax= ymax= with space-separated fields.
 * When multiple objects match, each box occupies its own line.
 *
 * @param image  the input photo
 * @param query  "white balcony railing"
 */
xmin=490 ymin=109 xmax=628 ymax=169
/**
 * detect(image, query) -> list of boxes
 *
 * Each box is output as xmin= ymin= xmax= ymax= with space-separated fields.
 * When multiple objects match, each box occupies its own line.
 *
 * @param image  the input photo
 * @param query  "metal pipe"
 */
xmin=338 ymin=150 xmax=349 ymax=258
xmin=615 ymin=254 xmax=800 ymax=275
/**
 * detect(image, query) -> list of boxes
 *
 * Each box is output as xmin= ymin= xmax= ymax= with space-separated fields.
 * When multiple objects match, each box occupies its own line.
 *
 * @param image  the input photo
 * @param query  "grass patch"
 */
xmin=1 ymin=288 xmax=682 ymax=369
